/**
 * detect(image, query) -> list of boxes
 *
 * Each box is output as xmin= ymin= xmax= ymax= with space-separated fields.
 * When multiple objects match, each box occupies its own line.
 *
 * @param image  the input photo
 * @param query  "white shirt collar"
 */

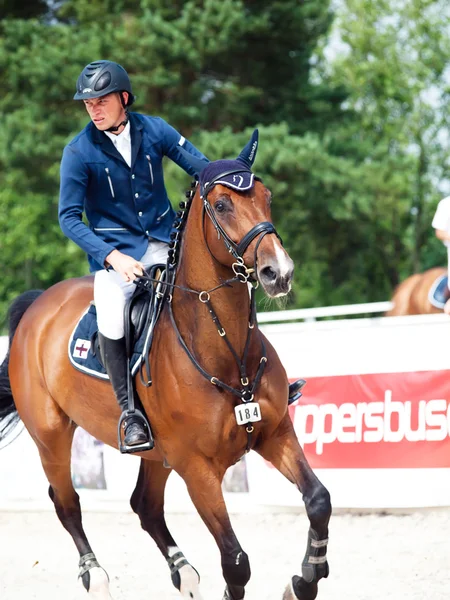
xmin=104 ymin=120 xmax=131 ymax=144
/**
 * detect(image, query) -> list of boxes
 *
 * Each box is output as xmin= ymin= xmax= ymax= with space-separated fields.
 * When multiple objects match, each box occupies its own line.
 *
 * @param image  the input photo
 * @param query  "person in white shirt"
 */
xmin=432 ymin=195 xmax=450 ymax=314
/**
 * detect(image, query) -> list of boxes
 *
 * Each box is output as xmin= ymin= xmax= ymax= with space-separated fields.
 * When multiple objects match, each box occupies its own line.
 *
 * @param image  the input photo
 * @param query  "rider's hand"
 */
xmin=105 ymin=249 xmax=144 ymax=282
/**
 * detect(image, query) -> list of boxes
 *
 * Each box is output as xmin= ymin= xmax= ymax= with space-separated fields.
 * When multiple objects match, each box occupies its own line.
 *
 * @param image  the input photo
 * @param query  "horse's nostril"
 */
xmin=261 ymin=266 xmax=277 ymax=282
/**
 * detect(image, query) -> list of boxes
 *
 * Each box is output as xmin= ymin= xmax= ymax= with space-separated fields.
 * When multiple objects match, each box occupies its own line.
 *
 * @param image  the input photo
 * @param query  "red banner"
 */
xmin=290 ymin=370 xmax=450 ymax=469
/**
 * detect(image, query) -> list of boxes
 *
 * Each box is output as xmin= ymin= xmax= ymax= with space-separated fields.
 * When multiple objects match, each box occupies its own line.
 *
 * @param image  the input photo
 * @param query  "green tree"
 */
xmin=326 ymin=0 xmax=450 ymax=287
xmin=1 ymin=1 xmax=350 ymax=320
xmin=54 ymin=0 xmax=343 ymax=135
xmin=0 ymin=0 xmax=48 ymax=20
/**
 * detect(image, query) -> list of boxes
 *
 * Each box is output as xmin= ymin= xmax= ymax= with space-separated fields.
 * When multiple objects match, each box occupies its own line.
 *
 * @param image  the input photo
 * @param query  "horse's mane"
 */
xmin=166 ymin=181 xmax=196 ymax=270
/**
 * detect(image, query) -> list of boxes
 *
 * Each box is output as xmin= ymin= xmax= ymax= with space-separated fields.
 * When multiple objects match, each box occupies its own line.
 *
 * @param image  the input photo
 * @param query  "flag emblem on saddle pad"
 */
xmin=73 ymin=338 xmax=91 ymax=360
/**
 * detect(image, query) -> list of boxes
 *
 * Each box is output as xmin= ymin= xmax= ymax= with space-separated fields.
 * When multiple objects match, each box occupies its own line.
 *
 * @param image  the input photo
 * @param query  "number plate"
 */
xmin=234 ymin=402 xmax=262 ymax=426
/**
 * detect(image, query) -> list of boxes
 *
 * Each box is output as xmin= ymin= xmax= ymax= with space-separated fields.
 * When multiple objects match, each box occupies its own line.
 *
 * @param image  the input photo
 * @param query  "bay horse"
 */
xmin=386 ymin=266 xmax=447 ymax=315
xmin=0 ymin=131 xmax=330 ymax=600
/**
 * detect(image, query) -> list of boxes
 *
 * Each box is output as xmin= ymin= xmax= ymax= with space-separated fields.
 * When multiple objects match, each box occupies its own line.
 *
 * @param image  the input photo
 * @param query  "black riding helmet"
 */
xmin=74 ymin=60 xmax=135 ymax=107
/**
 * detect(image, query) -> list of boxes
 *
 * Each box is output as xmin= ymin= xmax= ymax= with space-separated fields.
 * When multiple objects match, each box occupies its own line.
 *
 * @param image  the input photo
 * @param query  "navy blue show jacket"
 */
xmin=59 ymin=112 xmax=205 ymax=272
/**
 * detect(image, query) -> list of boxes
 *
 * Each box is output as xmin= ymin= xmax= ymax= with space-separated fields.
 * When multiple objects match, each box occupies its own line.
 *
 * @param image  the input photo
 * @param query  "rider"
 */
xmin=58 ymin=60 xmax=207 ymax=450
xmin=432 ymin=195 xmax=450 ymax=314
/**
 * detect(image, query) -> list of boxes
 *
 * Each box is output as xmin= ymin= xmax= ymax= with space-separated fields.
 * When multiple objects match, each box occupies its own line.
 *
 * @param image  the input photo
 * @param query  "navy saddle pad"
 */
xmin=428 ymin=274 xmax=450 ymax=309
xmin=68 ymin=303 xmax=147 ymax=381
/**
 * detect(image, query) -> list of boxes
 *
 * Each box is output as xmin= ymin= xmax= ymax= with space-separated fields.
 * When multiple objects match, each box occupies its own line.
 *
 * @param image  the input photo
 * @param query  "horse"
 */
xmin=386 ymin=266 xmax=448 ymax=316
xmin=0 ymin=131 xmax=331 ymax=600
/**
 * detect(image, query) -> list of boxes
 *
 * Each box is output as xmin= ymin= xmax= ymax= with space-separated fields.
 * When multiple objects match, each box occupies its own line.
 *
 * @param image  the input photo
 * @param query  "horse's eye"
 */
xmin=215 ymin=201 xmax=225 ymax=213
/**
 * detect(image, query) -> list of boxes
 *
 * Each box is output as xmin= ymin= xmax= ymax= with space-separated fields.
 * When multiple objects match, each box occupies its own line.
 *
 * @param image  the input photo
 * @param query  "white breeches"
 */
xmin=94 ymin=239 xmax=169 ymax=339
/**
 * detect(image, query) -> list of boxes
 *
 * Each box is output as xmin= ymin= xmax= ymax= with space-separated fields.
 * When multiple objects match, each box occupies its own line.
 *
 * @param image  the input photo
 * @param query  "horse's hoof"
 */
xmin=282 ymin=579 xmax=295 ymax=600
xmin=283 ymin=576 xmax=318 ymax=600
xmin=179 ymin=564 xmax=203 ymax=599
xmin=222 ymin=586 xmax=244 ymax=600
xmin=82 ymin=567 xmax=113 ymax=599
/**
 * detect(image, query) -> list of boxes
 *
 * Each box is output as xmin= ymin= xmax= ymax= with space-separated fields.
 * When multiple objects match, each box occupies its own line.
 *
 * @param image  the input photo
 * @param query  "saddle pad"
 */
xmin=428 ymin=274 xmax=449 ymax=309
xmin=68 ymin=303 xmax=148 ymax=380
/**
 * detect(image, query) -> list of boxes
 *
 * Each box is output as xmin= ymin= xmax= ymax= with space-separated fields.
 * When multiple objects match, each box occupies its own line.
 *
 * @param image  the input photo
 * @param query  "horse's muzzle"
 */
xmin=258 ymin=254 xmax=294 ymax=298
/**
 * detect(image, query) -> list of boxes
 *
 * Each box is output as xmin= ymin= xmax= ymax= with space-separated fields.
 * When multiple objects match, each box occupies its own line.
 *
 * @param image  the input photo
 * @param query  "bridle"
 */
xmin=139 ymin=170 xmax=285 ymax=452
xmin=201 ymin=168 xmax=282 ymax=274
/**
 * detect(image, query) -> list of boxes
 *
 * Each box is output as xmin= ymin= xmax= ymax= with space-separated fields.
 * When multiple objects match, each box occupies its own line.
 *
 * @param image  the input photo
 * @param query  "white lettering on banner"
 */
xmin=294 ymin=391 xmax=450 ymax=455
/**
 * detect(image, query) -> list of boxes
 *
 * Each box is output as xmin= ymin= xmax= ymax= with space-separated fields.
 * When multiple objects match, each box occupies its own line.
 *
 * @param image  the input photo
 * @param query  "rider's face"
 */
xmin=83 ymin=92 xmax=128 ymax=131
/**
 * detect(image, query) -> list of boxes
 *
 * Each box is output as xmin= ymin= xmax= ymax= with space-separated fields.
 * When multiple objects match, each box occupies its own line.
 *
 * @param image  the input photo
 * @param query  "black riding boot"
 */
xmin=98 ymin=333 xmax=149 ymax=448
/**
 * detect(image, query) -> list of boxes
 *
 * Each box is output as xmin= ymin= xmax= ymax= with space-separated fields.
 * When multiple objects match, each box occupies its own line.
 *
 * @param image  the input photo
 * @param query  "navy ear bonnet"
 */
xmin=200 ymin=159 xmax=254 ymax=192
xmin=178 ymin=129 xmax=259 ymax=194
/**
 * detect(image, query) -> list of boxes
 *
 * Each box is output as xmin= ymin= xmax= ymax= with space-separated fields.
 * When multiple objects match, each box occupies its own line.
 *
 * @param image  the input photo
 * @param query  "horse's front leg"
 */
xmin=256 ymin=414 xmax=331 ymax=600
xmin=180 ymin=458 xmax=250 ymax=600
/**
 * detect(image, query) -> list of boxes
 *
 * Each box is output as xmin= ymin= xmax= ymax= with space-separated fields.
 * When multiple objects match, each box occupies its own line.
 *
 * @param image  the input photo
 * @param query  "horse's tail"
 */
xmin=0 ymin=290 xmax=43 ymax=442
xmin=386 ymin=274 xmax=422 ymax=316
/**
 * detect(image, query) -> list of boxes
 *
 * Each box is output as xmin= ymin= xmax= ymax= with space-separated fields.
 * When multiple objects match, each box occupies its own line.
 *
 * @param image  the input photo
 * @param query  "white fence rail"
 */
xmin=257 ymin=301 xmax=393 ymax=323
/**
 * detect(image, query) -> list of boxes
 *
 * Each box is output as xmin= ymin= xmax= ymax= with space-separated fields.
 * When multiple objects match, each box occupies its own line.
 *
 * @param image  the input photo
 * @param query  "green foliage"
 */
xmin=329 ymin=0 xmax=450 ymax=282
xmin=1 ymin=0 xmax=449 ymax=324
xmin=0 ymin=0 xmax=48 ymax=20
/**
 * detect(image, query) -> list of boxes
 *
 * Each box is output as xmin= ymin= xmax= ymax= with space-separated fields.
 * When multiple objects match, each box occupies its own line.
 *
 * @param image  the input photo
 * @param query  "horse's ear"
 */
xmin=177 ymin=146 xmax=210 ymax=176
xmin=237 ymin=129 xmax=259 ymax=168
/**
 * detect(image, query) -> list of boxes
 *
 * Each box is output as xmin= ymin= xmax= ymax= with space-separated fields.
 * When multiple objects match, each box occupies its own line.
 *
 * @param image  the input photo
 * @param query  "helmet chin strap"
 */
xmin=105 ymin=113 xmax=128 ymax=133
xmin=105 ymin=92 xmax=128 ymax=134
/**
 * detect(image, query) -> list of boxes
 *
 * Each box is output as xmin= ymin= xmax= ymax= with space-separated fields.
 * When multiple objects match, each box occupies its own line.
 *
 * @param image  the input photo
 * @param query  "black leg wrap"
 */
xmin=290 ymin=575 xmax=318 ymax=600
xmin=222 ymin=550 xmax=250 ymax=588
xmin=78 ymin=552 xmax=108 ymax=592
xmin=301 ymin=528 xmax=329 ymax=583
xmin=288 ymin=379 xmax=306 ymax=405
xmin=221 ymin=550 xmax=250 ymax=600
xmin=167 ymin=551 xmax=199 ymax=590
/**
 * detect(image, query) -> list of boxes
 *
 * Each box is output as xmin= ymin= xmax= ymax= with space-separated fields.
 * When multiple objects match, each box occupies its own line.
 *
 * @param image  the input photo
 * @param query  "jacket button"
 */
xmin=138 ymin=211 xmax=143 ymax=217
xmin=132 ymin=174 xmax=135 ymax=179
xmin=135 ymin=192 xmax=139 ymax=198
